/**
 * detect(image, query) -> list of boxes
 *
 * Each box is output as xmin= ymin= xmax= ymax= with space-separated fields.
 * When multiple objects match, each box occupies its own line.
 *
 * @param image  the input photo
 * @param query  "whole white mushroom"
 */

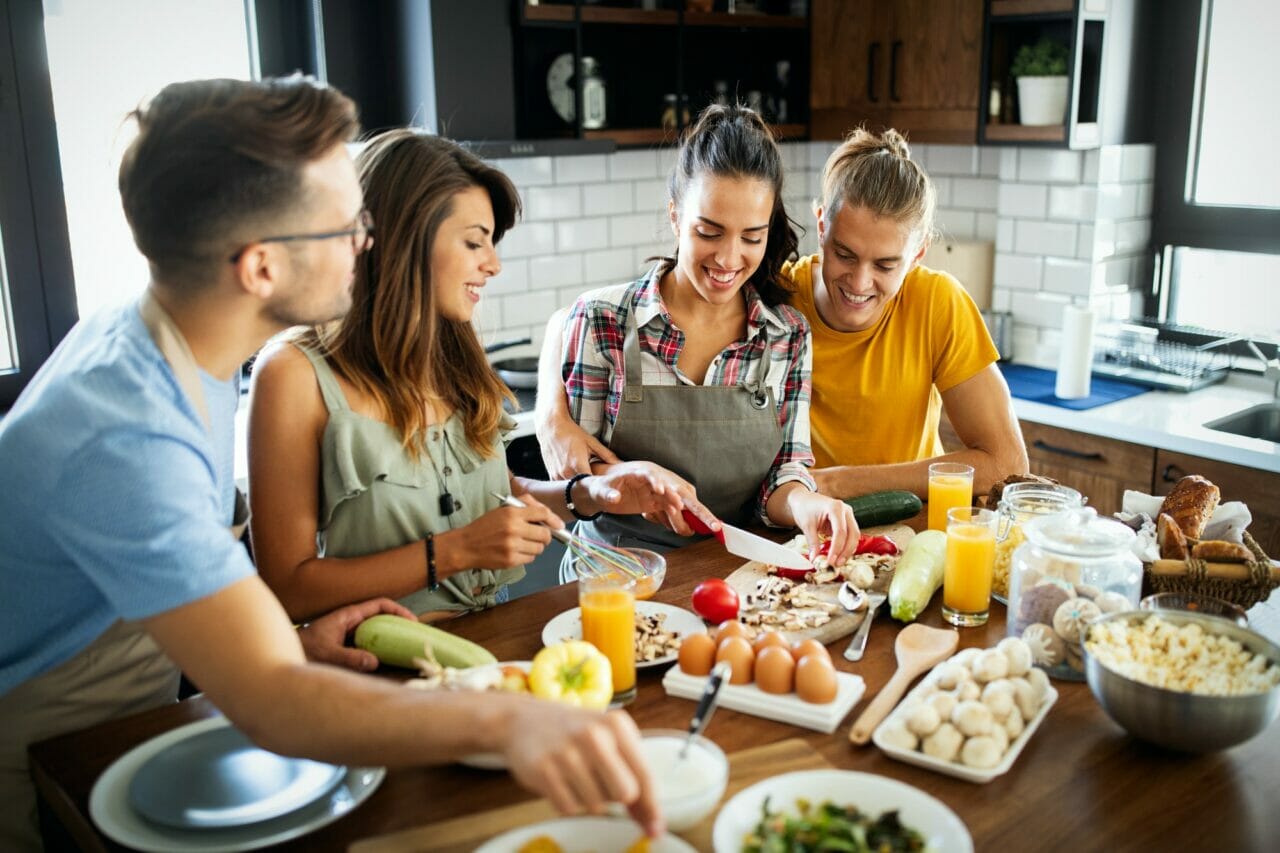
xmin=981 ymin=679 xmax=1016 ymax=721
xmin=1010 ymin=677 xmax=1039 ymax=721
xmin=933 ymin=662 xmax=968 ymax=691
xmin=905 ymin=702 xmax=943 ymax=737
xmin=973 ymin=648 xmax=1010 ymax=683
xmin=877 ymin=718 xmax=918 ymax=751
xmin=1004 ymin=709 xmax=1026 ymax=740
xmin=951 ymin=647 xmax=982 ymax=668
xmin=956 ymin=680 xmax=981 ymax=702
xmin=922 ymin=722 xmax=964 ymax=762
xmin=927 ymin=690 xmax=959 ymax=721
xmin=997 ymin=636 xmax=1033 ymax=677
xmin=960 ymin=735 xmax=1003 ymax=769
xmin=1025 ymin=666 xmax=1051 ymax=702
xmin=951 ymin=700 xmax=994 ymax=737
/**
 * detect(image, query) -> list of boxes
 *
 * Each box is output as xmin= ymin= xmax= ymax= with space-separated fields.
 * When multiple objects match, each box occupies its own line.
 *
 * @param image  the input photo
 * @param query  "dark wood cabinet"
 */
xmin=1020 ymin=421 xmax=1155 ymax=517
xmin=810 ymin=0 xmax=982 ymax=144
xmin=1153 ymin=450 xmax=1280 ymax=562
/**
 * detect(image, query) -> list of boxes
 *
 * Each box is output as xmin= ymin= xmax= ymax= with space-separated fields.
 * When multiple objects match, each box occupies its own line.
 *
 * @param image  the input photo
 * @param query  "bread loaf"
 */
xmin=1158 ymin=475 xmax=1220 ymax=540
xmin=985 ymin=473 xmax=1059 ymax=509
xmin=1190 ymin=540 xmax=1253 ymax=563
xmin=1157 ymin=513 xmax=1188 ymax=560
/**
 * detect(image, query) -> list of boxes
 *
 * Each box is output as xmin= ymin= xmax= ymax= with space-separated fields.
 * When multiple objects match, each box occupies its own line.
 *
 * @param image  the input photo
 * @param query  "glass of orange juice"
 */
xmin=928 ymin=462 xmax=975 ymax=531
xmin=943 ymin=507 xmax=997 ymax=627
xmin=577 ymin=570 xmax=637 ymax=706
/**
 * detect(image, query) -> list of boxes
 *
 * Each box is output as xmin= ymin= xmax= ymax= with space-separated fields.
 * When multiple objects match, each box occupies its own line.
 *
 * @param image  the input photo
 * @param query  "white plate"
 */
xmin=662 ymin=666 xmax=864 ymax=734
xmin=475 ymin=815 xmax=697 ymax=853
xmin=871 ymin=658 xmax=1059 ymax=784
xmin=457 ymin=662 xmax=532 ymax=771
xmin=542 ymin=602 xmax=707 ymax=669
xmin=89 ymin=716 xmax=384 ymax=852
xmin=712 ymin=769 xmax=973 ymax=853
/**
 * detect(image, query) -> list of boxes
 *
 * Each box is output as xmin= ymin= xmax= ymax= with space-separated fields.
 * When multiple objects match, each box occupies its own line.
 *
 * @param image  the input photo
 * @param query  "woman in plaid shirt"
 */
xmin=553 ymin=105 xmax=857 ymax=578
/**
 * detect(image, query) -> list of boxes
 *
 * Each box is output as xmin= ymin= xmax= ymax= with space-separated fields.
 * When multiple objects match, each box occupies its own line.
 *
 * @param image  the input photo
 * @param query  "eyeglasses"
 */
xmin=229 ymin=209 xmax=375 ymax=263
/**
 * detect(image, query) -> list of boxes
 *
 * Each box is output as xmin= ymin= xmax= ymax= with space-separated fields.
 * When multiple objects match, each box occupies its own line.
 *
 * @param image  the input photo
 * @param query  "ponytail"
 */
xmin=820 ymin=127 xmax=936 ymax=244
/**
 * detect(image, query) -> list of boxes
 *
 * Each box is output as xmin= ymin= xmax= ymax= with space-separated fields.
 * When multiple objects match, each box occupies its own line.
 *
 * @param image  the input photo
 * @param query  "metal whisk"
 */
xmin=489 ymin=491 xmax=646 ymax=579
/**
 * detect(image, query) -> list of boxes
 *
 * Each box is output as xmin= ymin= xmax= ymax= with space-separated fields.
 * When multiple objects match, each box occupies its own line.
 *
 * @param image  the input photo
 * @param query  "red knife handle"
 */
xmin=681 ymin=508 xmax=724 ymax=542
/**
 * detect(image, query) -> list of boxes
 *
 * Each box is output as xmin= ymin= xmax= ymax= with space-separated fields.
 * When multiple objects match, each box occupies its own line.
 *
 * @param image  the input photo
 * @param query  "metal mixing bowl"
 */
xmin=1082 ymin=609 xmax=1280 ymax=752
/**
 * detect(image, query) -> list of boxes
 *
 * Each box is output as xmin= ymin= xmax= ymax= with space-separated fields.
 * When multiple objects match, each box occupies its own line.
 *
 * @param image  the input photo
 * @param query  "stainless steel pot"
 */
xmin=493 ymin=356 xmax=540 ymax=390
xmin=982 ymin=310 xmax=1013 ymax=362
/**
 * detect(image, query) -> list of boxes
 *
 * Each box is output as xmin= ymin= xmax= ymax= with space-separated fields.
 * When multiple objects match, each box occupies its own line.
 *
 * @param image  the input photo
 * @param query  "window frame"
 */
xmin=1147 ymin=0 xmax=1280 ymax=336
xmin=0 ymin=0 xmax=78 ymax=409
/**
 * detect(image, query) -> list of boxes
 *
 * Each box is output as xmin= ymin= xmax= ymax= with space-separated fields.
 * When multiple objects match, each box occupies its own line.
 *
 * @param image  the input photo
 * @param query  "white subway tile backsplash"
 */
xmin=932 ymin=176 xmax=953 ymax=208
xmin=997 ymin=148 xmax=1018 ymax=181
xmin=525 ymin=185 xmax=582 ymax=221
xmin=487 ymin=258 xmax=529 ymax=295
xmin=1082 ymin=149 xmax=1099 ymax=184
xmin=529 ymin=254 xmax=584 ymax=291
xmin=780 ymin=141 xmax=808 ymax=172
xmin=936 ymin=209 xmax=977 ymax=240
xmin=996 ymin=218 xmax=1016 ymax=251
xmin=558 ymin=285 xmax=593 ymax=308
xmin=1042 ymin=257 xmax=1093 ymax=296
xmin=500 ymin=222 xmax=556 ymax=259
xmin=1076 ymin=224 xmax=1097 ymax=260
xmin=1119 ymin=145 xmax=1155 ymax=183
xmin=976 ymin=212 xmax=998 ymax=241
xmin=951 ymin=177 xmax=999 ymax=211
xmin=500 ymin=289 xmax=560 ymax=329
xmin=980 ymin=147 xmax=1002 ymax=178
xmin=809 ymin=141 xmax=835 ymax=170
xmin=1014 ymin=220 xmax=1078 ymax=257
xmin=991 ymin=289 xmax=1012 ymax=312
xmin=1096 ymin=146 xmax=1123 ymax=183
xmin=994 ymin=253 xmax=1043 ymax=290
xmin=609 ymin=149 xmax=660 ymax=180
xmin=1091 ymin=256 xmax=1135 ymax=291
xmin=1115 ymin=218 xmax=1151 ymax=254
xmin=1047 ymin=185 xmax=1098 ymax=221
xmin=1012 ymin=323 xmax=1042 ymax=364
xmin=1136 ymin=182 xmax=1154 ymax=216
xmin=554 ymin=154 xmax=607 ymax=184
xmin=1018 ymin=149 xmax=1081 ymax=184
xmin=1009 ymin=290 xmax=1071 ymax=328
xmin=632 ymin=178 xmax=668 ymax=213
xmin=584 ymin=248 xmax=639 ymax=284
xmin=556 ymin=217 xmax=610 ymax=253
xmin=927 ymin=145 xmax=980 ymax=176
xmin=1095 ymin=183 xmax=1138 ymax=220
xmin=997 ymin=183 xmax=1048 ymax=218
xmin=492 ymin=156 xmax=554 ymax=187
xmin=610 ymin=212 xmax=667 ymax=248
xmin=582 ymin=183 xmax=634 ymax=217
xmin=633 ymin=247 xmax=666 ymax=270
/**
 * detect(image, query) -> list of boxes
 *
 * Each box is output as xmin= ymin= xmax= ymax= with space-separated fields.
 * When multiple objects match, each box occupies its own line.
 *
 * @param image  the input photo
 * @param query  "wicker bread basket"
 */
xmin=1144 ymin=531 xmax=1280 ymax=610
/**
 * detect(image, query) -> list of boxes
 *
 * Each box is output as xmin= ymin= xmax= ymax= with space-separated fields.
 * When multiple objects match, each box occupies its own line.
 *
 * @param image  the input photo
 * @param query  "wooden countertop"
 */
xmin=30 ymin=531 xmax=1280 ymax=852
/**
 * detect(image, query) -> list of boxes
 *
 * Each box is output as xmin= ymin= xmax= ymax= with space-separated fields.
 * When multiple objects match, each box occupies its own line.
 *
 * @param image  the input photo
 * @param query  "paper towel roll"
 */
xmin=1055 ymin=306 xmax=1096 ymax=399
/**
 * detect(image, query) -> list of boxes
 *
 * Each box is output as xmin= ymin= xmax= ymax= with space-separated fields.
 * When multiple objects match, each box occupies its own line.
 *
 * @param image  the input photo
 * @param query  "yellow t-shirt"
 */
xmin=785 ymin=255 xmax=999 ymax=468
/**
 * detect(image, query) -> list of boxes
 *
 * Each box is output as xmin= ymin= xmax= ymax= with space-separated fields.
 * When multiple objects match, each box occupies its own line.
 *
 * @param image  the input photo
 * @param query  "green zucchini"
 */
xmin=844 ymin=490 xmax=923 ymax=528
xmin=353 ymin=614 xmax=497 ymax=670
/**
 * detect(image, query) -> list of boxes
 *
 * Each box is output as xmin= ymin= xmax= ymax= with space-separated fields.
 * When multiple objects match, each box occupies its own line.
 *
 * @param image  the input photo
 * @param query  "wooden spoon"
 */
xmin=849 ymin=623 xmax=959 ymax=745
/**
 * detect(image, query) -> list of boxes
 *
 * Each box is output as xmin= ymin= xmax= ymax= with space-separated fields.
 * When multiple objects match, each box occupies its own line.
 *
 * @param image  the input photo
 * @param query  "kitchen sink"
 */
xmin=1204 ymin=403 xmax=1280 ymax=443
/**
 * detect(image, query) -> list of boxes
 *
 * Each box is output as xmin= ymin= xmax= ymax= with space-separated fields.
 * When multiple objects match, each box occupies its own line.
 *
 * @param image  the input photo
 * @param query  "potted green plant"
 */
xmin=1011 ymin=37 xmax=1070 ymax=126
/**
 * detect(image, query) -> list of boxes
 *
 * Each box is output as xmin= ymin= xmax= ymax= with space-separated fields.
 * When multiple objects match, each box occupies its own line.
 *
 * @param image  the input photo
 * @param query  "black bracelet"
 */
xmin=565 ymin=472 xmax=603 ymax=521
xmin=424 ymin=533 xmax=439 ymax=591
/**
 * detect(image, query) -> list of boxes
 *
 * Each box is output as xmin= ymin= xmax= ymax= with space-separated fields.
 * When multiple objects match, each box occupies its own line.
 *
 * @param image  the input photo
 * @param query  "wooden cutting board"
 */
xmin=350 ymin=738 xmax=833 ymax=853
xmin=723 ymin=523 xmax=914 ymax=644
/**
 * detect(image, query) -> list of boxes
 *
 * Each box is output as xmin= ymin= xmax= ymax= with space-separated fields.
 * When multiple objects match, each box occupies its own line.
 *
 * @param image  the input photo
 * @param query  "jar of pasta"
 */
xmin=1007 ymin=507 xmax=1141 ymax=681
xmin=992 ymin=482 xmax=1083 ymax=601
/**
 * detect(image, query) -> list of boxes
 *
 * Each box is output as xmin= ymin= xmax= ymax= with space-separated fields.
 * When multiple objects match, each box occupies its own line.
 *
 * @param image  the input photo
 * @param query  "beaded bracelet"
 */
xmin=424 ymin=532 xmax=439 ymax=591
xmin=565 ymin=472 xmax=603 ymax=521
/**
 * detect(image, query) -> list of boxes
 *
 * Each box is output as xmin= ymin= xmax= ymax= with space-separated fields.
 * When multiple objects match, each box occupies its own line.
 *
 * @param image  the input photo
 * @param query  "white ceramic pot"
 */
xmin=1016 ymin=75 xmax=1069 ymax=125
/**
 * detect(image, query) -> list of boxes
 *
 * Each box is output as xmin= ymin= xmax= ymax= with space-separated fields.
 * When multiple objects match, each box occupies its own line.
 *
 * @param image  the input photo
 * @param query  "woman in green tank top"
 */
xmin=247 ymin=130 xmax=687 ymax=622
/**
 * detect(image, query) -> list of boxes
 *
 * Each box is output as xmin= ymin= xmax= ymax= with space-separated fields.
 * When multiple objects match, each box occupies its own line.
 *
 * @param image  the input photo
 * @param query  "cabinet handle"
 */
xmin=1032 ymin=439 xmax=1104 ymax=462
xmin=867 ymin=42 xmax=880 ymax=103
xmin=1161 ymin=464 xmax=1185 ymax=483
xmin=889 ymin=40 xmax=902 ymax=102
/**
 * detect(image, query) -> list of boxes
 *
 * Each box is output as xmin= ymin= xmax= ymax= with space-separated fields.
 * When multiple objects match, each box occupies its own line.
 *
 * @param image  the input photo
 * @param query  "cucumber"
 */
xmin=354 ymin=614 xmax=497 ymax=670
xmin=888 ymin=530 xmax=948 ymax=623
xmin=844 ymin=490 xmax=923 ymax=528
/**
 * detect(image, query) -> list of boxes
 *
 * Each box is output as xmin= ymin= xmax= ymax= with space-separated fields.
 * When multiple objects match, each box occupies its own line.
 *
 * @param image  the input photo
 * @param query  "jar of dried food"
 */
xmin=1008 ymin=507 xmax=1140 ymax=681
xmin=992 ymin=481 xmax=1083 ymax=601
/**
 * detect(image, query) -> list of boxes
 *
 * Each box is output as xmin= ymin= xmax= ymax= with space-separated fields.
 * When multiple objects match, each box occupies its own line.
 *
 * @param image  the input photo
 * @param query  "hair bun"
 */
xmin=880 ymin=129 xmax=912 ymax=160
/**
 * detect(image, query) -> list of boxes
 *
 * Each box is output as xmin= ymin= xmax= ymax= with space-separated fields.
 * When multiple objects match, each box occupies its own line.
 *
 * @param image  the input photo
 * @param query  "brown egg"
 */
xmin=752 ymin=630 xmax=790 ymax=656
xmin=795 ymin=654 xmax=839 ymax=704
xmin=678 ymin=633 xmax=716 ymax=677
xmin=714 ymin=636 xmax=755 ymax=684
xmin=790 ymin=638 xmax=831 ymax=665
xmin=754 ymin=645 xmax=796 ymax=695
xmin=715 ymin=620 xmax=749 ymax=644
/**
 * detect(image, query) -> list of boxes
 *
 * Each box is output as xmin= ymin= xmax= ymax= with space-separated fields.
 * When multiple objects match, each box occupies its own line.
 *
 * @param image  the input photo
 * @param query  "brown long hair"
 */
xmin=820 ymin=127 xmax=937 ymax=244
xmin=299 ymin=129 xmax=519 ymax=458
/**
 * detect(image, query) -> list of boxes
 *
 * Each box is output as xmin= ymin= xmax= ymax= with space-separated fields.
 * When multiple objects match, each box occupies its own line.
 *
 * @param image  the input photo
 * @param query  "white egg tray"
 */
xmin=661 ymin=666 xmax=864 ymax=734
xmin=871 ymin=661 xmax=1058 ymax=784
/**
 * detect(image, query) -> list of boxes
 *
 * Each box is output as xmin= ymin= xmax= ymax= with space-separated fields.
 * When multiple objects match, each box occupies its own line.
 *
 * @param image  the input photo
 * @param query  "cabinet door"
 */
xmin=886 ymin=0 xmax=983 ymax=143
xmin=1153 ymin=451 xmax=1280 ymax=561
xmin=1021 ymin=421 xmax=1155 ymax=517
xmin=810 ymin=0 xmax=889 ymax=138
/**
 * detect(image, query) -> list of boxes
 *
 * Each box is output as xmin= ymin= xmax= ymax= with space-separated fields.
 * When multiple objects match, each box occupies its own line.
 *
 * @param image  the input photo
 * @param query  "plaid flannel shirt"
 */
xmin=561 ymin=266 xmax=817 ymax=524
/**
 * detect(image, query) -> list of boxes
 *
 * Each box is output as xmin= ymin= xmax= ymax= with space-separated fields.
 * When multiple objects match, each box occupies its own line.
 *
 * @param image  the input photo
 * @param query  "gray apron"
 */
xmin=561 ymin=304 xmax=783 ymax=581
xmin=0 ymin=292 xmax=249 ymax=851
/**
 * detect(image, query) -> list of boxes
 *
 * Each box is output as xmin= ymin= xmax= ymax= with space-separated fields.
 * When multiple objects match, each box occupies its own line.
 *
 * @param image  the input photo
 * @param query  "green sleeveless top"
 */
xmin=297 ymin=344 xmax=524 ymax=615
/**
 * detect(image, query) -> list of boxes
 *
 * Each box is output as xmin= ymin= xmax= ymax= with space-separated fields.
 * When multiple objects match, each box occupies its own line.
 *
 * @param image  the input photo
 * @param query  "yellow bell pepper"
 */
xmin=528 ymin=641 xmax=613 ymax=710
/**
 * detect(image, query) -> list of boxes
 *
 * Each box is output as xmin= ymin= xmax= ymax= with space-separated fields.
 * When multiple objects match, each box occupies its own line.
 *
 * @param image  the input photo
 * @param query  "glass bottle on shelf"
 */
xmin=661 ymin=94 xmax=678 ymax=131
xmin=580 ymin=57 xmax=607 ymax=130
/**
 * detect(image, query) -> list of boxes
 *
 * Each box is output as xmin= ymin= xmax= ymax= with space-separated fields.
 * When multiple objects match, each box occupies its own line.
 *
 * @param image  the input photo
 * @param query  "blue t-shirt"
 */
xmin=0 ymin=300 xmax=254 ymax=696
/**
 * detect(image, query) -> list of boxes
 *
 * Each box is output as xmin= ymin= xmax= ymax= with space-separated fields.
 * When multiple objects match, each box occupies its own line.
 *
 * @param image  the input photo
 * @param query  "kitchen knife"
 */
xmin=681 ymin=509 xmax=812 ymax=571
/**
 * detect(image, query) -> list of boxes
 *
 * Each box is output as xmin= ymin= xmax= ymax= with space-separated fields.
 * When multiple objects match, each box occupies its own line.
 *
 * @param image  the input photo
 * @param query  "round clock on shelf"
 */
xmin=546 ymin=52 xmax=576 ymax=125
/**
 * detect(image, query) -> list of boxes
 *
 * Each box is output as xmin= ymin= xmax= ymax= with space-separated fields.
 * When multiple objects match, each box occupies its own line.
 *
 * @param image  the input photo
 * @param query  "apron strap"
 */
xmin=138 ymin=290 xmax=250 ymax=539
xmin=622 ymin=303 xmax=646 ymax=403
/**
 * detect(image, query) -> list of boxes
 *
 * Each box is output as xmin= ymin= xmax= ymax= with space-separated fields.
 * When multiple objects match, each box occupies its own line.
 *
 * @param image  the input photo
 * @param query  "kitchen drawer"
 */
xmin=1154 ymin=450 xmax=1280 ymax=560
xmin=1021 ymin=421 xmax=1155 ymax=516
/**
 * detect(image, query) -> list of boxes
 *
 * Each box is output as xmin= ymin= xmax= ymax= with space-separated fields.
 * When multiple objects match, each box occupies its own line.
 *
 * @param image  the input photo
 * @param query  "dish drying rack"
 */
xmin=1092 ymin=323 xmax=1231 ymax=392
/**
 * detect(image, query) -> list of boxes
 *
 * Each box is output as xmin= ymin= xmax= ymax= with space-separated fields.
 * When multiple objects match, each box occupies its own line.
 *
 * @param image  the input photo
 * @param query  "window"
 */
xmin=1150 ymin=0 xmax=1280 ymax=345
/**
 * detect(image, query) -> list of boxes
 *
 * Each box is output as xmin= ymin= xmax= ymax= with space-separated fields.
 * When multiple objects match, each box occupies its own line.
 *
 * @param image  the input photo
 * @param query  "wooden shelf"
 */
xmin=989 ymin=0 xmax=1073 ymax=17
xmin=684 ymin=12 xmax=807 ymax=29
xmin=584 ymin=124 xmax=807 ymax=147
xmin=770 ymin=123 xmax=808 ymax=140
xmin=985 ymin=122 xmax=1066 ymax=142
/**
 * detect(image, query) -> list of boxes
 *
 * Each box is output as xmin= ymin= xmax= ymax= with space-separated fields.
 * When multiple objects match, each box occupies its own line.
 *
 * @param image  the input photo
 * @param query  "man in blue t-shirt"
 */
xmin=0 ymin=77 xmax=661 ymax=850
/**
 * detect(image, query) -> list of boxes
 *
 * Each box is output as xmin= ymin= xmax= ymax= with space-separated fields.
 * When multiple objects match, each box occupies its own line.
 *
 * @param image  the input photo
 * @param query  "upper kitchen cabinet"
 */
xmin=811 ymin=0 xmax=983 ymax=144
xmin=981 ymin=0 xmax=1153 ymax=148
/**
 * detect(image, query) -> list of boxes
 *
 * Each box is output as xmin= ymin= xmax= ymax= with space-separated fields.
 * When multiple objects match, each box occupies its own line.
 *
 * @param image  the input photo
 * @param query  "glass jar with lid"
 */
xmin=992 ymin=482 xmax=1084 ymax=602
xmin=1007 ymin=507 xmax=1141 ymax=681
